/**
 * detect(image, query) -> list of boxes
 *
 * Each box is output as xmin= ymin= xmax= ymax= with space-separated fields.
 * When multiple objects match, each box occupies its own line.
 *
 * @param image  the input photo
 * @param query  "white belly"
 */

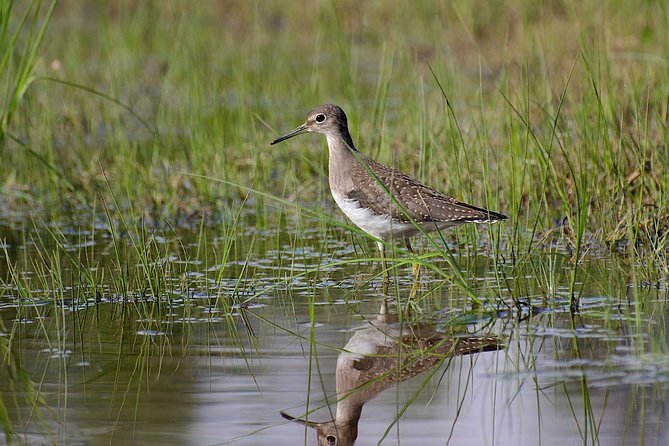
xmin=331 ymin=191 xmax=416 ymax=240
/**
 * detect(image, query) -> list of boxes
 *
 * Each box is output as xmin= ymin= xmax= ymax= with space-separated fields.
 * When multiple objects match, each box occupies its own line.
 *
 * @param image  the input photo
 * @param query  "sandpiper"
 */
xmin=270 ymin=104 xmax=506 ymax=294
xmin=281 ymin=302 xmax=503 ymax=445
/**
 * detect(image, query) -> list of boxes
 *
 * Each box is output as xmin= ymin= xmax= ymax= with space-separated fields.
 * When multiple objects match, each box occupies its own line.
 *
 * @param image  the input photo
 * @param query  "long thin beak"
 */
xmin=280 ymin=410 xmax=321 ymax=427
xmin=270 ymin=123 xmax=308 ymax=145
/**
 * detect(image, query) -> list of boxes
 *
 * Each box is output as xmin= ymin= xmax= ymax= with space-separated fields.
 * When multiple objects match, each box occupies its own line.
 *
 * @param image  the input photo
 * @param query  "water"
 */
xmin=1 ymin=213 xmax=668 ymax=445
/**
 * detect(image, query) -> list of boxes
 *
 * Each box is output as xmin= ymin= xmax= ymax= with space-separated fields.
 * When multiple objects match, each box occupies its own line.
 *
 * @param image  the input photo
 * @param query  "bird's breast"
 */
xmin=330 ymin=190 xmax=421 ymax=240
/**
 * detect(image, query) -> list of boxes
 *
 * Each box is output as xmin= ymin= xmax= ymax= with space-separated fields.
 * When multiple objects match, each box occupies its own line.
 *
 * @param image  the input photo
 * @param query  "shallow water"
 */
xmin=1 ymin=214 xmax=668 ymax=445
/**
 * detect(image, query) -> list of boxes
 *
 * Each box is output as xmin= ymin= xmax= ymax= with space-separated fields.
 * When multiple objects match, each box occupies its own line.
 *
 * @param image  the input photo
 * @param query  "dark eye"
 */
xmin=326 ymin=435 xmax=336 ymax=446
xmin=315 ymin=113 xmax=326 ymax=123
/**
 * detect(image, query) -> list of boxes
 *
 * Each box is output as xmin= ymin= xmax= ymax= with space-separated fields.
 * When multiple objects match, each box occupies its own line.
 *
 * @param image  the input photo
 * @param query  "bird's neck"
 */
xmin=334 ymin=400 xmax=364 ymax=427
xmin=326 ymin=127 xmax=367 ymax=195
xmin=326 ymin=127 xmax=358 ymax=154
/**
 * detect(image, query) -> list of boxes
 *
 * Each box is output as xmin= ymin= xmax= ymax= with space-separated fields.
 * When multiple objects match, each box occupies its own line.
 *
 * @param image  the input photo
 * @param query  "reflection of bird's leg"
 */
xmin=377 ymin=241 xmax=390 ymax=299
xmin=406 ymin=239 xmax=420 ymax=299
xmin=379 ymin=295 xmax=388 ymax=316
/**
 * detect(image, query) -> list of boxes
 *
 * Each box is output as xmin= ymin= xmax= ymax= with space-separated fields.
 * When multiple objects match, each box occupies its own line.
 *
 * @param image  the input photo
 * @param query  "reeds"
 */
xmin=1 ymin=1 xmax=669 ymax=444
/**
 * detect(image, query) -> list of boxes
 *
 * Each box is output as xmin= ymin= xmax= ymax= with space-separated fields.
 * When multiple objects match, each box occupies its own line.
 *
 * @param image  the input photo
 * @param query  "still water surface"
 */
xmin=1 ymin=214 xmax=668 ymax=445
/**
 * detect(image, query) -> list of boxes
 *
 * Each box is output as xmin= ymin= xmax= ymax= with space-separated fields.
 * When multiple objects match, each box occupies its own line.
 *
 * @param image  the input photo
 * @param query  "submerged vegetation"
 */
xmin=1 ymin=0 xmax=668 ymax=444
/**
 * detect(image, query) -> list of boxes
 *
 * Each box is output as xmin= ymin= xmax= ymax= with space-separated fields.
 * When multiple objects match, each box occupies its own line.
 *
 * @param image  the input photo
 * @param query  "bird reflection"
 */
xmin=281 ymin=302 xmax=503 ymax=446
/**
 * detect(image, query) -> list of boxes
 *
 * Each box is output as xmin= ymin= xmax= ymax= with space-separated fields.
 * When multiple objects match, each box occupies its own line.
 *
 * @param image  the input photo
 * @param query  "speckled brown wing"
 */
xmin=349 ymin=155 xmax=506 ymax=224
xmin=352 ymin=335 xmax=503 ymax=394
xmin=438 ymin=336 xmax=504 ymax=356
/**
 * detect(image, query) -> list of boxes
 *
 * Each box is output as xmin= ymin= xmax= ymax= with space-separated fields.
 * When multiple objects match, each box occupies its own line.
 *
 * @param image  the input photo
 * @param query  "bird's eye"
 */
xmin=326 ymin=435 xmax=336 ymax=446
xmin=315 ymin=113 xmax=326 ymax=123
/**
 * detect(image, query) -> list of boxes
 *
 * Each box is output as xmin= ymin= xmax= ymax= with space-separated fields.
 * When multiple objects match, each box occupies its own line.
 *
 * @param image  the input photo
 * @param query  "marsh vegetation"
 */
xmin=1 ymin=1 xmax=668 ymax=444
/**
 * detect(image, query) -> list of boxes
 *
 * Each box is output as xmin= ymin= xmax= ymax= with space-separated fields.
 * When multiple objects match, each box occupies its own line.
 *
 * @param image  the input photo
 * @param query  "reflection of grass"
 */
xmin=1 ymin=246 xmax=52 ymax=442
xmin=1 ymin=206 xmax=260 ymax=442
xmin=0 ymin=333 xmax=50 ymax=442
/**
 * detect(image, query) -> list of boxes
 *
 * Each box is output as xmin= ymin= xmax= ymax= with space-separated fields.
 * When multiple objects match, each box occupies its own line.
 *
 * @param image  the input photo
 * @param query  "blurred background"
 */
xmin=1 ymin=1 xmax=668 ymax=445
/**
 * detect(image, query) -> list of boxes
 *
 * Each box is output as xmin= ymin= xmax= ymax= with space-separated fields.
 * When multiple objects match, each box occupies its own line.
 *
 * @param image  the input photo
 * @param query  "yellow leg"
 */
xmin=377 ymin=241 xmax=390 ymax=297
xmin=406 ymin=239 xmax=421 ymax=299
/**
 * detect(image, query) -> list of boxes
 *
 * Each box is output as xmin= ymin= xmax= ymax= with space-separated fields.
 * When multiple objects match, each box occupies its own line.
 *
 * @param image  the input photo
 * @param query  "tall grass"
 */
xmin=1 ymin=0 xmax=57 ymax=441
xmin=1 ymin=1 xmax=669 ymax=443
xmin=0 ymin=0 xmax=56 ymax=146
xmin=0 ymin=0 xmax=664 ymax=250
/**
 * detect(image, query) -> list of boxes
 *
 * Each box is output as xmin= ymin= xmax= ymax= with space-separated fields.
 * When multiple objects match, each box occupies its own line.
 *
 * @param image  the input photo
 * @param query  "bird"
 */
xmin=270 ymin=104 xmax=507 ymax=295
xmin=280 ymin=302 xmax=503 ymax=446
